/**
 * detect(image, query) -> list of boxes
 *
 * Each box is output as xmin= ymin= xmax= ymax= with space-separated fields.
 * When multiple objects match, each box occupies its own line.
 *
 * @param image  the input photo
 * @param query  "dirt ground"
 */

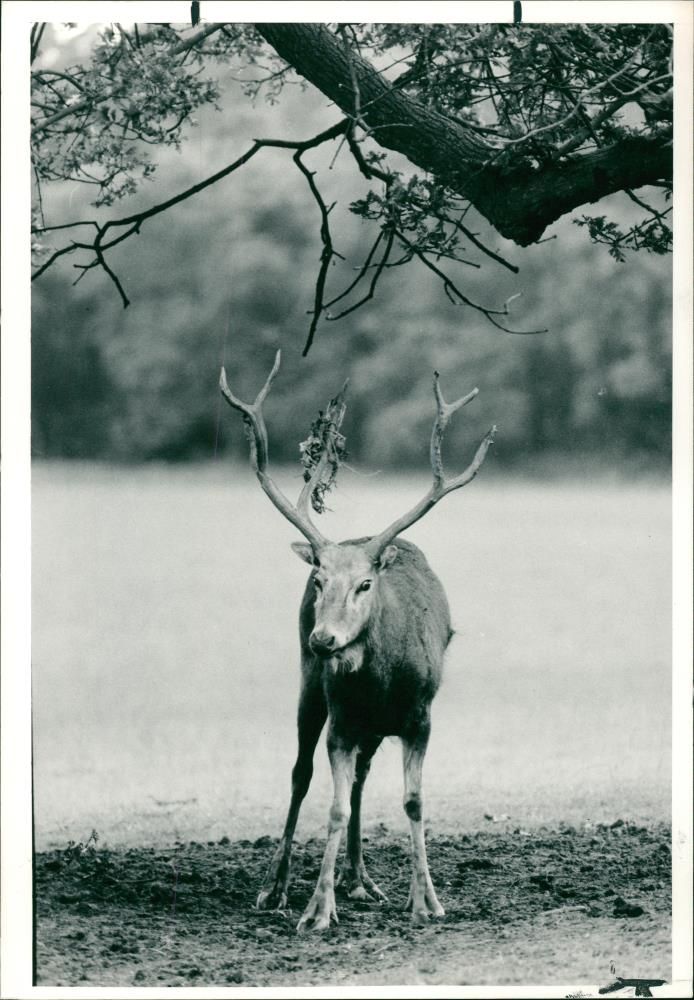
xmin=35 ymin=819 xmax=671 ymax=988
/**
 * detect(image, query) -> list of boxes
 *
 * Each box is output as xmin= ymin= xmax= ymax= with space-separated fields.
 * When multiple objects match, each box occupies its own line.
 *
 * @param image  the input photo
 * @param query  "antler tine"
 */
xmin=220 ymin=351 xmax=330 ymax=552
xmin=254 ymin=349 xmax=282 ymax=407
xmin=366 ymin=371 xmax=495 ymax=558
xmin=431 ymin=370 xmax=479 ymax=489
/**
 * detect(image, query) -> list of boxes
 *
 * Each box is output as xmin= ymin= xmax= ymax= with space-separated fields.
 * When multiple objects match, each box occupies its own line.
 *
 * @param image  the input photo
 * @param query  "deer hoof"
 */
xmin=348 ymin=881 xmax=387 ymax=903
xmin=339 ymin=867 xmax=388 ymax=902
xmin=348 ymin=885 xmax=372 ymax=901
xmin=256 ymin=885 xmax=287 ymax=910
xmin=297 ymin=889 xmax=338 ymax=932
xmin=404 ymin=890 xmax=445 ymax=922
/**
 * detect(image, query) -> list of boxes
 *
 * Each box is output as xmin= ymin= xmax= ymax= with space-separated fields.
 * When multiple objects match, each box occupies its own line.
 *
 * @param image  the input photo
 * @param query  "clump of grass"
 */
xmin=64 ymin=829 xmax=100 ymax=861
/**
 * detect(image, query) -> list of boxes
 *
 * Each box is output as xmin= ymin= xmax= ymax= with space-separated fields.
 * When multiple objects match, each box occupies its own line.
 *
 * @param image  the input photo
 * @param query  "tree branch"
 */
xmin=32 ymin=121 xmax=350 ymax=319
xmin=327 ymin=226 xmax=395 ymax=321
xmin=444 ymin=215 xmax=519 ymax=274
xmin=32 ymin=23 xmax=227 ymax=135
xmin=323 ymin=228 xmax=384 ymax=309
xmin=293 ymin=151 xmax=343 ymax=356
xmin=256 ymin=23 xmax=672 ymax=246
xmin=395 ymin=229 xmax=546 ymax=335
xmin=30 ymin=22 xmax=46 ymax=64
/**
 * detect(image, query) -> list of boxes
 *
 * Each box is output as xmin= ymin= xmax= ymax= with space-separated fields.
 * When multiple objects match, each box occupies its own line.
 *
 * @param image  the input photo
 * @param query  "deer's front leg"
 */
xmin=257 ymin=677 xmax=326 ymax=910
xmin=297 ymin=731 xmax=355 ymax=932
xmin=402 ymin=727 xmax=445 ymax=925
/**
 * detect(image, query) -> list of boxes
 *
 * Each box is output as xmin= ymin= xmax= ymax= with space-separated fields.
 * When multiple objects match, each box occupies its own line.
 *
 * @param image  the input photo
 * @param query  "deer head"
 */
xmin=289 ymin=539 xmax=398 ymax=659
xmin=220 ymin=351 xmax=495 ymax=663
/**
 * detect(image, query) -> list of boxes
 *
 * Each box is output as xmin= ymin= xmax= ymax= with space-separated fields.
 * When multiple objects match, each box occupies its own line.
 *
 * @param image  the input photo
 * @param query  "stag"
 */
xmin=220 ymin=352 xmax=495 ymax=931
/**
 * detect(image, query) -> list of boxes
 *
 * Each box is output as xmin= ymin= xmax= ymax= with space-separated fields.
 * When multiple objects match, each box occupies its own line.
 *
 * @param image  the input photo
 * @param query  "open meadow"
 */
xmin=31 ymin=460 xmax=672 ymax=986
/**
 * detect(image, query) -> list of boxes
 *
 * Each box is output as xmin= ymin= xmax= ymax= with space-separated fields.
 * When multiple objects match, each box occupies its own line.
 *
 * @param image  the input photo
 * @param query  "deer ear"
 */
xmin=290 ymin=541 xmax=316 ymax=565
xmin=377 ymin=545 xmax=398 ymax=571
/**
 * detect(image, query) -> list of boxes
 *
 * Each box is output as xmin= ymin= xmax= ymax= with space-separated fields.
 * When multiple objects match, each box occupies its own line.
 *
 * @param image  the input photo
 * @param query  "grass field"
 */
xmin=32 ymin=461 xmax=671 ymax=851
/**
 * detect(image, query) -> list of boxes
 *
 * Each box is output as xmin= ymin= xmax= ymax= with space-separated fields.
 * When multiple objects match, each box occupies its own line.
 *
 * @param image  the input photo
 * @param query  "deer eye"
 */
xmin=357 ymin=579 xmax=372 ymax=593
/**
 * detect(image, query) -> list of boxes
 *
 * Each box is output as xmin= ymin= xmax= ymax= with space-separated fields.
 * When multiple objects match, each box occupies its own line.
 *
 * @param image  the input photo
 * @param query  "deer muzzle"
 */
xmin=309 ymin=628 xmax=340 ymax=656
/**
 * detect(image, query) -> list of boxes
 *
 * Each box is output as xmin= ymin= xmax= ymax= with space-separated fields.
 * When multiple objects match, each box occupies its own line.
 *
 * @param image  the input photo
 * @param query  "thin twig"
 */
xmin=624 ymin=188 xmax=670 ymax=221
xmin=552 ymin=75 xmax=671 ymax=159
xmin=502 ymin=34 xmax=668 ymax=154
xmin=327 ymin=227 xmax=395 ymax=321
xmin=339 ymin=24 xmax=371 ymax=138
xmin=94 ymin=243 xmax=130 ymax=306
xmin=447 ymin=216 xmax=519 ymax=273
xmin=32 ymin=121 xmax=350 ymax=312
xmin=31 ymin=241 xmax=86 ymax=281
xmin=32 ymin=165 xmax=46 ymax=230
xmin=32 ymin=23 xmax=227 ymax=135
xmin=33 ymin=68 xmax=86 ymax=92
xmin=345 ymin=128 xmax=392 ymax=184
xmin=30 ymin=23 xmax=46 ymax=64
xmin=395 ymin=229 xmax=546 ymax=335
xmin=293 ymin=151 xmax=343 ymax=356
xmin=324 ymin=229 xmax=384 ymax=309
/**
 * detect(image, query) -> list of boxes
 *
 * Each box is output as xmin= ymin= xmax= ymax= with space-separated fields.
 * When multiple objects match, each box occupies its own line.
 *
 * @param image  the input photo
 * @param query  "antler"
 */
xmin=366 ymin=371 xmax=496 ymax=558
xmin=220 ymin=350 xmax=340 ymax=553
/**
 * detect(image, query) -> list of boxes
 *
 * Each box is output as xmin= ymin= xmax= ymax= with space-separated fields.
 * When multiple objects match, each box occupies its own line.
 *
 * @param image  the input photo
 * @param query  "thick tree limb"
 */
xmin=256 ymin=23 xmax=672 ymax=246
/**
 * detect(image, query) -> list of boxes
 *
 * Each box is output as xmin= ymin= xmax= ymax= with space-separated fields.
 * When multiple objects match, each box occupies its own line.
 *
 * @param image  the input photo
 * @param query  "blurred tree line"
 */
xmin=31 ymin=203 xmax=671 ymax=469
xmin=31 ymin=23 xmax=672 ymax=471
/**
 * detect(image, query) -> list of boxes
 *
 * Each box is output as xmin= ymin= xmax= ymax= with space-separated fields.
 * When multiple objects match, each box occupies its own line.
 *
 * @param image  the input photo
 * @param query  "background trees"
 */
xmin=30 ymin=20 xmax=672 ymax=467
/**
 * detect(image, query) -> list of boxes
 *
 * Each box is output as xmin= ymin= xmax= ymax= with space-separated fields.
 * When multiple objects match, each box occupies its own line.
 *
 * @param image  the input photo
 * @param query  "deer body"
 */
xmin=220 ymin=351 xmax=494 ymax=931
xmin=299 ymin=539 xmax=450 ymax=737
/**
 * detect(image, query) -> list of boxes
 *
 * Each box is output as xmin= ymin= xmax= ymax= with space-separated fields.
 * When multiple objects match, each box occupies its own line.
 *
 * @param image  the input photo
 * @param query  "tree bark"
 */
xmin=257 ymin=23 xmax=672 ymax=246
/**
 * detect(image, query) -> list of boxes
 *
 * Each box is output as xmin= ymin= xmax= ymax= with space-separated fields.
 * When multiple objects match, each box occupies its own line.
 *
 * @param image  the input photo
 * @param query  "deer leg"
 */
xmin=337 ymin=736 xmax=387 ymax=901
xmin=256 ymin=678 xmax=327 ymax=910
xmin=297 ymin=729 xmax=355 ymax=932
xmin=401 ymin=727 xmax=445 ymax=925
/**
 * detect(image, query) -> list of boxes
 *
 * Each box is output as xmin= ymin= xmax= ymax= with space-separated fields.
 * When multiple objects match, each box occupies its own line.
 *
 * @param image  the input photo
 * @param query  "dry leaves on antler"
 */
xmin=299 ymin=392 xmax=348 ymax=515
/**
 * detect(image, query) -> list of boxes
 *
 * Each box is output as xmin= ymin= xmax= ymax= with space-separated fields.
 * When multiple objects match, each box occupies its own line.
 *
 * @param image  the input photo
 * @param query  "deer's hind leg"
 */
xmin=401 ymin=718 xmax=445 ymax=925
xmin=338 ymin=736 xmax=387 ymax=901
xmin=256 ymin=675 xmax=327 ymax=910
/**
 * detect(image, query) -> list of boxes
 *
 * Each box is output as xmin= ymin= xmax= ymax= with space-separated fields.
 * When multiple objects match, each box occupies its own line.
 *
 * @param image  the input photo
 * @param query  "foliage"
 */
xmin=32 ymin=23 xmax=247 ymax=204
xmin=299 ymin=391 xmax=348 ymax=514
xmin=363 ymin=22 xmax=672 ymax=143
xmin=574 ymin=193 xmax=672 ymax=262
xmin=31 ymin=21 xmax=673 ymax=351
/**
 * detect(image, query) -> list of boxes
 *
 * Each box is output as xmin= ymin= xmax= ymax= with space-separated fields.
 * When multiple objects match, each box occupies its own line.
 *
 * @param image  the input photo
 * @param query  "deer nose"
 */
xmin=309 ymin=629 xmax=337 ymax=655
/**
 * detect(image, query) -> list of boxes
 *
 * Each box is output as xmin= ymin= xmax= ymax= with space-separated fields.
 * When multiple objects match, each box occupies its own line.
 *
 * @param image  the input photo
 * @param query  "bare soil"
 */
xmin=35 ymin=820 xmax=671 ymax=987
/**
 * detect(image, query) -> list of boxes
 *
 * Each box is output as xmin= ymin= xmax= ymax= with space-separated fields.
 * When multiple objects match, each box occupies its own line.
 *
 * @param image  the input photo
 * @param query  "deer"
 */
xmin=220 ymin=351 xmax=495 ymax=932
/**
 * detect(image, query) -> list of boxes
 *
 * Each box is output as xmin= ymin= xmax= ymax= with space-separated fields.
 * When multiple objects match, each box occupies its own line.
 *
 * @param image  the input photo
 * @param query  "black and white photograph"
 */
xmin=1 ymin=1 xmax=692 ymax=995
